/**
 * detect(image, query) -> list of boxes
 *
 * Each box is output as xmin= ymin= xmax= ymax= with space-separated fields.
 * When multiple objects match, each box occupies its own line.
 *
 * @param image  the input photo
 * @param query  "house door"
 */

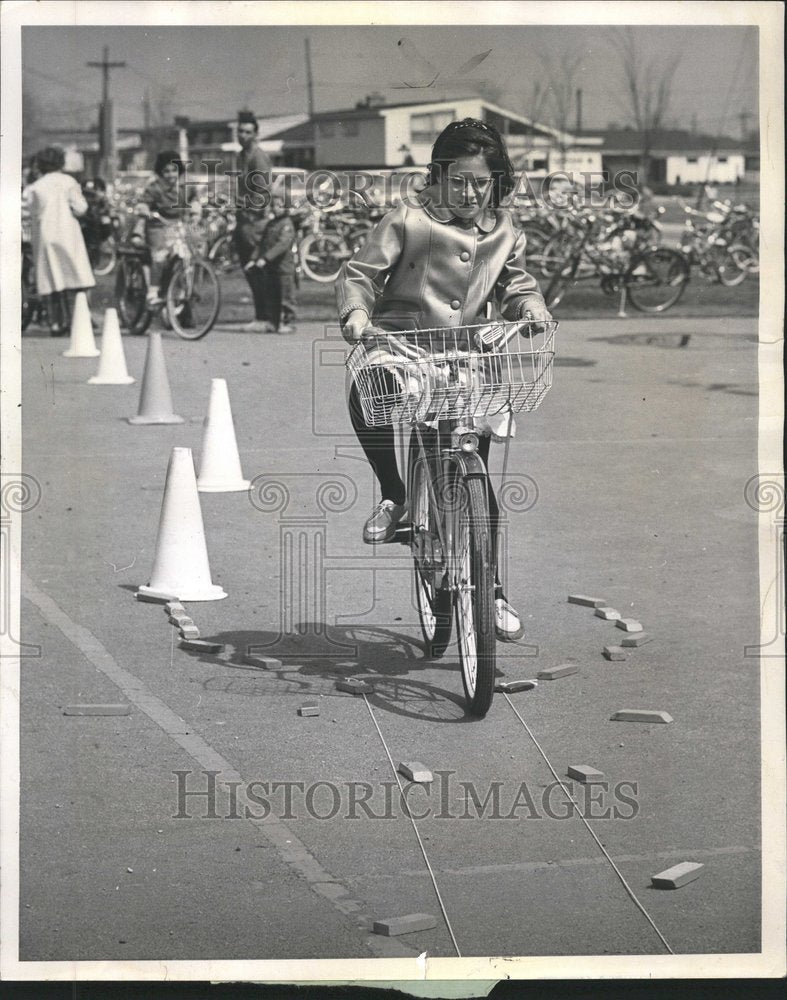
xmin=650 ymin=158 xmax=667 ymax=183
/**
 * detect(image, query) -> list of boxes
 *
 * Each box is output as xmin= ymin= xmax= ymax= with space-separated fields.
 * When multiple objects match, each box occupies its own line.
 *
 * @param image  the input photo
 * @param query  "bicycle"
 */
xmin=346 ymin=318 xmax=557 ymax=717
xmin=114 ymin=211 xmax=221 ymax=340
xmin=298 ymin=205 xmax=374 ymax=283
xmin=679 ymin=204 xmax=753 ymax=287
xmin=544 ymin=212 xmax=689 ymax=313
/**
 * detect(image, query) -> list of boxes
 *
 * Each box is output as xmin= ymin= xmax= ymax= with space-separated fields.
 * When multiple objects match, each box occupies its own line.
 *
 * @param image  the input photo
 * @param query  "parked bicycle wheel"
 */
xmin=408 ymin=429 xmax=452 ymax=658
xmin=166 ymin=258 xmax=221 ymax=340
xmin=544 ymin=259 xmax=577 ymax=310
xmin=89 ymin=237 xmax=117 ymax=277
xmin=730 ymin=241 xmax=758 ymax=275
xmin=625 ymin=247 xmax=689 ymax=314
xmin=718 ymin=244 xmax=753 ymax=286
xmin=299 ymin=232 xmax=351 ymax=283
xmin=520 ymin=224 xmax=554 ymax=276
xmin=452 ymin=471 xmax=495 ymax=717
xmin=207 ymin=232 xmax=242 ymax=274
xmin=115 ymin=257 xmax=152 ymax=335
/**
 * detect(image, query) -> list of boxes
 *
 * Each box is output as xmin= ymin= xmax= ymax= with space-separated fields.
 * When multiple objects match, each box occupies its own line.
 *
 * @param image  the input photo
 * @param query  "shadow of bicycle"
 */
xmin=186 ymin=621 xmax=490 ymax=723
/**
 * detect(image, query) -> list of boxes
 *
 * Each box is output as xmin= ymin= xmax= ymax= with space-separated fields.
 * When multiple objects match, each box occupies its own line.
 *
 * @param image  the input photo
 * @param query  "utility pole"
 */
xmin=86 ymin=45 xmax=126 ymax=183
xmin=304 ymin=36 xmax=315 ymax=116
xmin=142 ymin=88 xmax=151 ymax=131
xmin=575 ymin=88 xmax=583 ymax=133
xmin=738 ymin=110 xmax=752 ymax=139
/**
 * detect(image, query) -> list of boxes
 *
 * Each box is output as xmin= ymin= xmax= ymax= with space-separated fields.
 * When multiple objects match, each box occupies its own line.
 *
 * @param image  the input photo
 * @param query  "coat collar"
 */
xmin=417 ymin=186 xmax=497 ymax=233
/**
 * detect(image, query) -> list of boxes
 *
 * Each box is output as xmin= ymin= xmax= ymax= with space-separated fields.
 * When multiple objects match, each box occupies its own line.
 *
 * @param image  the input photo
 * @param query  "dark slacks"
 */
xmin=260 ymin=267 xmax=297 ymax=327
xmin=234 ymin=216 xmax=269 ymax=321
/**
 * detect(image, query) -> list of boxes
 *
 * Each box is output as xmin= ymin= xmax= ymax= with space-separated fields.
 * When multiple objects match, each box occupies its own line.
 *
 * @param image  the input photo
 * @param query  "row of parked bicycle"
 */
xmin=26 ymin=183 xmax=758 ymax=340
xmin=516 ymin=196 xmax=759 ymax=313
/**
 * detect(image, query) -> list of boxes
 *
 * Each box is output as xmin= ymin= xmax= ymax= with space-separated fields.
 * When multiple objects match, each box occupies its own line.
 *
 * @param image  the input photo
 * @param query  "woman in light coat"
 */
xmin=24 ymin=146 xmax=95 ymax=334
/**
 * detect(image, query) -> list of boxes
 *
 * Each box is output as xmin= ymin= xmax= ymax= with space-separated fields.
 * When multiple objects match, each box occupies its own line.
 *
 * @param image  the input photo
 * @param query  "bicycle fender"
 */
xmin=448 ymin=452 xmax=487 ymax=480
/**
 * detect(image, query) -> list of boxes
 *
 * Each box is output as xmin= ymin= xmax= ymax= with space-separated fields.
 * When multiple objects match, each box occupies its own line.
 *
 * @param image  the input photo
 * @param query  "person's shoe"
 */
xmin=241 ymin=319 xmax=275 ymax=332
xmin=277 ymin=323 xmax=297 ymax=334
xmin=495 ymin=597 xmax=525 ymax=642
xmin=363 ymin=499 xmax=407 ymax=544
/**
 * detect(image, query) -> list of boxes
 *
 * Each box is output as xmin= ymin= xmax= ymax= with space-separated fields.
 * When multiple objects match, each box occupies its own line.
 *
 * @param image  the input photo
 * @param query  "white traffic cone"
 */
xmin=62 ymin=291 xmax=99 ymax=357
xmin=88 ymin=308 xmax=135 ymax=384
xmin=197 ymin=378 xmax=250 ymax=492
xmin=138 ymin=447 xmax=227 ymax=602
xmin=128 ymin=330 xmax=184 ymax=424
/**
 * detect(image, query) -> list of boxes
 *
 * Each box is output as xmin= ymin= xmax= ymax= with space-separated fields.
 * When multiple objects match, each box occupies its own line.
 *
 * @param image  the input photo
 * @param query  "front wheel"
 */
xmin=625 ymin=247 xmax=689 ymax=313
xmin=452 ymin=473 xmax=495 ymax=717
xmin=90 ymin=237 xmax=117 ymax=277
xmin=115 ymin=256 xmax=152 ymax=335
xmin=166 ymin=258 xmax=221 ymax=340
xmin=409 ymin=429 xmax=452 ymax=658
xmin=299 ymin=232 xmax=351 ymax=283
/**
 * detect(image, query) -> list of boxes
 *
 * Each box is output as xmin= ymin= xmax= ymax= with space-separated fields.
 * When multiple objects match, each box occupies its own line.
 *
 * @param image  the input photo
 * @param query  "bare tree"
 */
xmin=608 ymin=26 xmax=684 ymax=183
xmin=536 ymin=50 xmax=584 ymax=168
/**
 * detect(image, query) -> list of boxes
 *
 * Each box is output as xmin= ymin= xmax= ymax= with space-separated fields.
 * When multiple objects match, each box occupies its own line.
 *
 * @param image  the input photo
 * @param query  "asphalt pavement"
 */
xmin=18 ymin=308 xmax=761 ymax=962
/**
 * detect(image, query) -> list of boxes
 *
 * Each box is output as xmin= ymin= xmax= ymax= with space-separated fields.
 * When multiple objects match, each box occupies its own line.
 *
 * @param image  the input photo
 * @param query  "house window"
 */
xmin=686 ymin=156 xmax=698 ymax=164
xmin=717 ymin=156 xmax=728 ymax=163
xmin=342 ymin=120 xmax=359 ymax=137
xmin=318 ymin=122 xmax=335 ymax=138
xmin=410 ymin=110 xmax=455 ymax=144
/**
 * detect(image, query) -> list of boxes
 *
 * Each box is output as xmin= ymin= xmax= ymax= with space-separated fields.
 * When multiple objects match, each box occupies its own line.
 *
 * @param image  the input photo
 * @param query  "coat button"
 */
xmin=460 ymin=251 xmax=470 ymax=262
xmin=450 ymin=299 xmax=461 ymax=310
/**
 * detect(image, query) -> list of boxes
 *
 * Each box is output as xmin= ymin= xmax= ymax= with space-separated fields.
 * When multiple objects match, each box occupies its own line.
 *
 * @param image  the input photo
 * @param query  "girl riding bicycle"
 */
xmin=131 ymin=150 xmax=198 ymax=306
xmin=336 ymin=118 xmax=552 ymax=642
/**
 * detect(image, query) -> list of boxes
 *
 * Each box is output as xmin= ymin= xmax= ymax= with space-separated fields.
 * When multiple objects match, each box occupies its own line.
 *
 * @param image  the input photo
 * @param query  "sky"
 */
xmin=22 ymin=23 xmax=758 ymax=137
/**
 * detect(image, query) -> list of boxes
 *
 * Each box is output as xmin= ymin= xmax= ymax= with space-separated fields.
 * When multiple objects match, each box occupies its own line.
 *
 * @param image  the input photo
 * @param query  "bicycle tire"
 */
xmin=91 ymin=237 xmax=117 ymax=277
xmin=718 ymin=244 xmax=750 ymax=286
xmin=625 ymin=247 xmax=689 ymax=314
xmin=408 ymin=429 xmax=452 ymax=658
xmin=299 ymin=232 xmax=350 ymax=283
xmin=520 ymin=224 xmax=554 ymax=275
xmin=115 ymin=257 xmax=152 ymax=335
xmin=545 ymin=260 xmax=576 ymax=310
xmin=167 ymin=258 xmax=221 ymax=340
xmin=207 ymin=232 xmax=242 ymax=274
xmin=453 ymin=472 xmax=496 ymax=718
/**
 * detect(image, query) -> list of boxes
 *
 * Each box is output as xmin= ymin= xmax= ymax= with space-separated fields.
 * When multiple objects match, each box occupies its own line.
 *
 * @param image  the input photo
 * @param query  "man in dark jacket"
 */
xmin=233 ymin=110 xmax=274 ymax=331
xmin=245 ymin=195 xmax=297 ymax=333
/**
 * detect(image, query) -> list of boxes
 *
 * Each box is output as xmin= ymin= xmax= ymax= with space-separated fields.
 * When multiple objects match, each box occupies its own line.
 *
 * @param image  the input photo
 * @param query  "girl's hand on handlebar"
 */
xmin=342 ymin=308 xmax=370 ymax=344
xmin=522 ymin=299 xmax=553 ymax=334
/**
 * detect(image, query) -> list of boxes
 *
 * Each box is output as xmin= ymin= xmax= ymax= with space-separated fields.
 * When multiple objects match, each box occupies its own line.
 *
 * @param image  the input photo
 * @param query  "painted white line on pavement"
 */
xmin=344 ymin=845 xmax=756 ymax=882
xmin=20 ymin=572 xmax=419 ymax=960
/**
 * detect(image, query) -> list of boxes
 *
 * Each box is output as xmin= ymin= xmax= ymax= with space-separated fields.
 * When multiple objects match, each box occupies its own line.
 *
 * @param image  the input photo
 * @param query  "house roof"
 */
xmin=579 ymin=128 xmax=747 ymax=154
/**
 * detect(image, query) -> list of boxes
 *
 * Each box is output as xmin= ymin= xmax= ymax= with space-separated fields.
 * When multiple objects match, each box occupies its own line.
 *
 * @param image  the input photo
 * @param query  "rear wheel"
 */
xmin=166 ymin=258 xmax=221 ymax=340
xmin=115 ymin=257 xmax=152 ymax=334
xmin=625 ymin=247 xmax=689 ymax=313
xmin=408 ymin=429 xmax=452 ymax=658
xmin=452 ymin=473 xmax=495 ymax=717
xmin=207 ymin=232 xmax=242 ymax=274
xmin=299 ymin=232 xmax=351 ymax=283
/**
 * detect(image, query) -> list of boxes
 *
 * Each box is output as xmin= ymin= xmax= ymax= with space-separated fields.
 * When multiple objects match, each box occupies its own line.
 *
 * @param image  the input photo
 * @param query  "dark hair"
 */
xmin=154 ymin=150 xmax=185 ymax=177
xmin=237 ymin=110 xmax=258 ymax=131
xmin=427 ymin=118 xmax=515 ymax=207
xmin=35 ymin=146 xmax=65 ymax=174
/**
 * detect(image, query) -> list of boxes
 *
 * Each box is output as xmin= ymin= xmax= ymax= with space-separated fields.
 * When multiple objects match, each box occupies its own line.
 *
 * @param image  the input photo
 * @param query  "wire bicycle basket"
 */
xmin=346 ymin=320 xmax=557 ymax=427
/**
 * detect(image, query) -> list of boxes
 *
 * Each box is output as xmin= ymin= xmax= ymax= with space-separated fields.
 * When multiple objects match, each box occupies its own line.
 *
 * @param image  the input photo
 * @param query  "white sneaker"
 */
xmin=495 ymin=597 xmax=524 ymax=642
